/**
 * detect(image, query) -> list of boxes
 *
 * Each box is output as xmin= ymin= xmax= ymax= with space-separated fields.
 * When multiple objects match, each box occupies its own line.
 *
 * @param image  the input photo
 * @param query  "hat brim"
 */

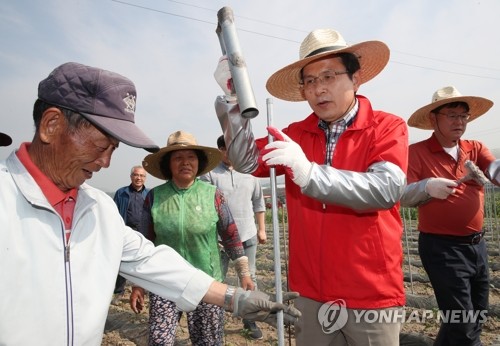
xmin=80 ymin=112 xmax=159 ymax=153
xmin=142 ymin=144 xmax=222 ymax=180
xmin=0 ymin=132 xmax=12 ymax=147
xmin=407 ymin=96 xmax=494 ymax=130
xmin=266 ymin=40 xmax=390 ymax=102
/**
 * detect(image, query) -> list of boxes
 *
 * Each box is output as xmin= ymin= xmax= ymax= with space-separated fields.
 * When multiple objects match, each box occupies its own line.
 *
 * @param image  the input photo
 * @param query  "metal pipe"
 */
xmin=267 ymin=97 xmax=285 ymax=345
xmin=216 ymin=6 xmax=259 ymax=119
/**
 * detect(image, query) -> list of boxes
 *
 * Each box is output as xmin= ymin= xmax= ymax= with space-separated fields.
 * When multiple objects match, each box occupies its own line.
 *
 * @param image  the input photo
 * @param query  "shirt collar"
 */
xmin=318 ymin=98 xmax=358 ymax=130
xmin=428 ymin=132 xmax=475 ymax=155
xmin=129 ymin=184 xmax=145 ymax=192
xmin=16 ymin=142 xmax=78 ymax=206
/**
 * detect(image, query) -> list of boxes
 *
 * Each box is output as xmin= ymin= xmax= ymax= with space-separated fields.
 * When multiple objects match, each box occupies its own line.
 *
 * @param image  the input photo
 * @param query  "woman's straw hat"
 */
xmin=265 ymin=28 xmax=390 ymax=102
xmin=408 ymin=86 xmax=493 ymax=130
xmin=142 ymin=130 xmax=221 ymax=180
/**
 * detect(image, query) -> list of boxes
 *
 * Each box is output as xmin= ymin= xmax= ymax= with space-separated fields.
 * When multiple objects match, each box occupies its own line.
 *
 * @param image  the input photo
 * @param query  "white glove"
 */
xmin=263 ymin=126 xmax=312 ymax=188
xmin=214 ymin=56 xmax=236 ymax=102
xmin=425 ymin=177 xmax=458 ymax=199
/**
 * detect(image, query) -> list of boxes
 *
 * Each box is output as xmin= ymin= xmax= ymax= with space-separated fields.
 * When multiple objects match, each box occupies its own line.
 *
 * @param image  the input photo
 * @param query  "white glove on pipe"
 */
xmin=425 ymin=177 xmax=458 ymax=199
xmin=214 ymin=56 xmax=236 ymax=102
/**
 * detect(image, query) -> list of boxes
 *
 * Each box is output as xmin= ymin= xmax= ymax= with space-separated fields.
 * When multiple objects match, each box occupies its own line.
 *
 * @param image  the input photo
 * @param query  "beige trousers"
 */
xmin=294 ymin=296 xmax=401 ymax=346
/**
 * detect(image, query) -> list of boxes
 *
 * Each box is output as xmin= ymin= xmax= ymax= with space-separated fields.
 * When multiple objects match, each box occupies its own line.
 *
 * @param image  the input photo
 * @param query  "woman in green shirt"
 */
xmin=131 ymin=130 xmax=253 ymax=346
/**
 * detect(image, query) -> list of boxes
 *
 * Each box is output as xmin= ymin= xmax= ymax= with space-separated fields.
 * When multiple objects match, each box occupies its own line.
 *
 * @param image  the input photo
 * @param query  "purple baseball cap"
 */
xmin=38 ymin=62 xmax=159 ymax=152
xmin=0 ymin=132 xmax=12 ymax=147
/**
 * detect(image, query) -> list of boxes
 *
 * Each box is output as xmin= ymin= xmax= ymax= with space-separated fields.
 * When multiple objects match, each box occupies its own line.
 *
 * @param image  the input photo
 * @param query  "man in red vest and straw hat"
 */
xmin=214 ymin=28 xmax=408 ymax=345
xmin=401 ymin=86 xmax=499 ymax=345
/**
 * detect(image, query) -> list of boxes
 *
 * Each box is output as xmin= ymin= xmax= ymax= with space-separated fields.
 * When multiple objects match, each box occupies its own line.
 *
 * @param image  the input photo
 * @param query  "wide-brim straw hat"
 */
xmin=142 ymin=130 xmax=222 ymax=180
xmin=266 ymin=28 xmax=390 ymax=102
xmin=408 ymin=86 xmax=494 ymax=130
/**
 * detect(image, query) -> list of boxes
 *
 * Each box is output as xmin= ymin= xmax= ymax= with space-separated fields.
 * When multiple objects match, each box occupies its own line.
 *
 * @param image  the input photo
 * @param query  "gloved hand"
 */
xmin=233 ymin=288 xmax=301 ymax=327
xmin=425 ymin=177 xmax=458 ymax=199
xmin=263 ymin=126 xmax=312 ymax=188
xmin=214 ymin=56 xmax=236 ymax=102
xmin=129 ymin=286 xmax=145 ymax=314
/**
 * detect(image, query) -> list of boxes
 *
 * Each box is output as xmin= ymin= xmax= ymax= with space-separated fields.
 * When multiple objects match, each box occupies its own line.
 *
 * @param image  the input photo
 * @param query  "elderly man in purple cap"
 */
xmin=0 ymin=62 xmax=300 ymax=345
xmin=214 ymin=28 xmax=408 ymax=345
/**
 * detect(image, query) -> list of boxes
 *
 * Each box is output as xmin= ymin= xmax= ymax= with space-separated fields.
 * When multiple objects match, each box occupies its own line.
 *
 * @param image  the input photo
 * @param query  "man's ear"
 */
xmin=300 ymin=87 xmax=306 ymax=100
xmin=352 ymin=71 xmax=361 ymax=91
xmin=39 ymin=107 xmax=65 ymax=144
xmin=428 ymin=112 xmax=437 ymax=128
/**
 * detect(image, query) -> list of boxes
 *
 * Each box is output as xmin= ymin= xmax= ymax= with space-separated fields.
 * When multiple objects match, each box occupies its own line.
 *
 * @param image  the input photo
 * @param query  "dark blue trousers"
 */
xmin=114 ymin=275 xmax=127 ymax=294
xmin=419 ymin=232 xmax=489 ymax=346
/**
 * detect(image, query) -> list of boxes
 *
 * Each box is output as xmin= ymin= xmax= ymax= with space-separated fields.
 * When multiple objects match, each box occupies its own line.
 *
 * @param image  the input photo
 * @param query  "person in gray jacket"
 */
xmin=200 ymin=134 xmax=267 ymax=340
xmin=0 ymin=62 xmax=300 ymax=346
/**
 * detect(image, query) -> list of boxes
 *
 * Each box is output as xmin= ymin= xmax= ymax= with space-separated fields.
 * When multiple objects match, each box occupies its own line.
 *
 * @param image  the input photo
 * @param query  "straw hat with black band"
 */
xmin=143 ymin=130 xmax=222 ymax=180
xmin=407 ymin=86 xmax=494 ymax=130
xmin=265 ymin=28 xmax=390 ymax=102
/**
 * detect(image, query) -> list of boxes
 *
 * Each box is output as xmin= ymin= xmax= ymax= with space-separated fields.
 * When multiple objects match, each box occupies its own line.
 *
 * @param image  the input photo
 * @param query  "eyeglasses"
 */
xmin=300 ymin=70 xmax=348 ymax=91
xmin=436 ymin=112 xmax=471 ymax=122
xmin=131 ymin=173 xmax=146 ymax=178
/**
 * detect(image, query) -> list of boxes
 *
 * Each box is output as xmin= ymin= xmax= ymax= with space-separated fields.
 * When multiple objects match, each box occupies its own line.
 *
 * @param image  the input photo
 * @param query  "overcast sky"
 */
xmin=1 ymin=0 xmax=499 ymax=192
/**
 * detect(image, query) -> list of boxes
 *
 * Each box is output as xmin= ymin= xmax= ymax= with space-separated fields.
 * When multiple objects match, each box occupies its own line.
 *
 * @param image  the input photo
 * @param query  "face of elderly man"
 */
xmin=130 ymin=167 xmax=147 ymax=190
xmin=39 ymin=108 xmax=119 ymax=192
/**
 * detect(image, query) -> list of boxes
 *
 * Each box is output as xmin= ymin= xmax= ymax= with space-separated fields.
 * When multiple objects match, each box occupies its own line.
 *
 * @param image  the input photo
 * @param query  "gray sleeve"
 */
xmin=302 ymin=161 xmax=406 ymax=212
xmin=400 ymin=179 xmax=432 ymax=207
xmin=486 ymin=159 xmax=500 ymax=186
xmin=251 ymin=179 xmax=266 ymax=213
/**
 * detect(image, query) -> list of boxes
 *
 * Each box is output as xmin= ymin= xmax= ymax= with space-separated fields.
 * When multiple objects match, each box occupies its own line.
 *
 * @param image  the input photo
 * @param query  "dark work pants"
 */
xmin=418 ymin=232 xmax=489 ymax=346
xmin=114 ymin=275 xmax=127 ymax=294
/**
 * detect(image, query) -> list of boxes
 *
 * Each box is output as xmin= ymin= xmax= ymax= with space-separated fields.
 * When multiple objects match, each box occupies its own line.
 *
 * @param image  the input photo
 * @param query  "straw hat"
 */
xmin=142 ymin=131 xmax=222 ymax=180
xmin=266 ymin=28 xmax=390 ymax=102
xmin=408 ymin=86 xmax=494 ymax=130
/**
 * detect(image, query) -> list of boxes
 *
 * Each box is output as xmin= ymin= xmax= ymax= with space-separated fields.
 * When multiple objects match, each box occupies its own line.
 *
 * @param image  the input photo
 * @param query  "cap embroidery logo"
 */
xmin=123 ymin=93 xmax=136 ymax=113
